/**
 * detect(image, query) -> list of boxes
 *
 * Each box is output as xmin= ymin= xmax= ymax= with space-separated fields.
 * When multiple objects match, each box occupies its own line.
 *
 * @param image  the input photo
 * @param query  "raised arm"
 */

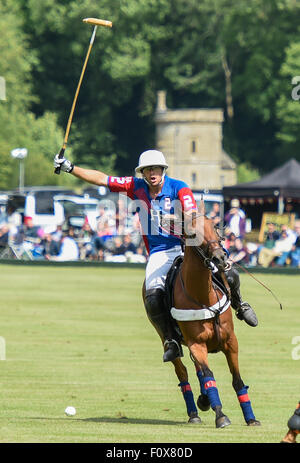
xmin=54 ymin=153 xmax=108 ymax=186
xmin=71 ymin=165 xmax=108 ymax=186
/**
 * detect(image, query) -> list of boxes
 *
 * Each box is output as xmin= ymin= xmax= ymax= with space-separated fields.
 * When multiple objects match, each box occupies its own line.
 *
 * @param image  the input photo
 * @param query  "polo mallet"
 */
xmin=54 ymin=17 xmax=112 ymax=174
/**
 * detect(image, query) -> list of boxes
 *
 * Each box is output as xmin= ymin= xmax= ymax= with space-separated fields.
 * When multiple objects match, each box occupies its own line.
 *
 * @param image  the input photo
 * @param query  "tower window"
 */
xmin=191 ymin=140 xmax=197 ymax=153
xmin=192 ymin=172 xmax=197 ymax=184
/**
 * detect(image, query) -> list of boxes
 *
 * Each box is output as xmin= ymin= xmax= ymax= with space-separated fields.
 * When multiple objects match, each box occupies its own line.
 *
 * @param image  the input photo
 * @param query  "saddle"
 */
xmin=165 ymin=255 xmax=184 ymax=311
xmin=165 ymin=255 xmax=229 ymax=313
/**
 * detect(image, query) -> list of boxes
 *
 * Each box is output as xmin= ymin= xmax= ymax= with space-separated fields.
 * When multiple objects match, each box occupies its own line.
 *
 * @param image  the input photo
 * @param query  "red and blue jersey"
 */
xmin=107 ymin=175 xmax=197 ymax=255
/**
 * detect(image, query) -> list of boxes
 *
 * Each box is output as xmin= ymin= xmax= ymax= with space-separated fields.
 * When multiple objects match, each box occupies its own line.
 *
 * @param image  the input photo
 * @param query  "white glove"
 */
xmin=54 ymin=153 xmax=74 ymax=173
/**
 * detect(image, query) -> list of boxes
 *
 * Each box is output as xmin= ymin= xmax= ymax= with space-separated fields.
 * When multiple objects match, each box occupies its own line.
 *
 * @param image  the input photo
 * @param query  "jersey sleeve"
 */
xmin=107 ymin=176 xmax=135 ymax=199
xmin=177 ymin=184 xmax=197 ymax=212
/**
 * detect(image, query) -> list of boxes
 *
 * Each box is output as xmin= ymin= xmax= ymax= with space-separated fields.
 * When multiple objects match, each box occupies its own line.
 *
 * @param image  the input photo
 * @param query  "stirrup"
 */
xmin=163 ymin=339 xmax=183 ymax=362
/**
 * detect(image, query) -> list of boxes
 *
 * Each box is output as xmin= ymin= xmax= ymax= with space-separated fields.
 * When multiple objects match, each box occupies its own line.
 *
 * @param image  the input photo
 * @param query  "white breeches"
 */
xmin=145 ymin=245 xmax=183 ymax=291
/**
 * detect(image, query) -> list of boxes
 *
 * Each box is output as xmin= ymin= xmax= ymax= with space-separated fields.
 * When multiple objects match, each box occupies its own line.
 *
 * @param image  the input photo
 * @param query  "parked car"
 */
xmin=53 ymin=194 xmax=101 ymax=232
xmin=23 ymin=186 xmax=75 ymax=232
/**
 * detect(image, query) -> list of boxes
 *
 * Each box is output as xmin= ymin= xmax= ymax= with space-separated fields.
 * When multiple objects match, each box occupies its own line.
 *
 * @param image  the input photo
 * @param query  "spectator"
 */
xmin=51 ymin=224 xmax=63 ymax=242
xmin=112 ymin=236 xmax=127 ymax=256
xmin=95 ymin=218 xmax=116 ymax=242
xmin=224 ymin=199 xmax=246 ymax=239
xmin=77 ymin=221 xmax=95 ymax=260
xmin=245 ymin=241 xmax=259 ymax=267
xmin=23 ymin=216 xmax=44 ymax=240
xmin=122 ymin=233 xmax=137 ymax=255
xmin=19 ymin=217 xmax=45 ymax=258
xmin=256 ymin=222 xmax=281 ymax=264
xmin=280 ymin=224 xmax=297 ymax=247
xmin=3 ymin=205 xmax=22 ymax=242
xmin=128 ymin=244 xmax=147 ymax=263
xmin=42 ymin=233 xmax=61 ymax=258
xmin=258 ymin=229 xmax=294 ymax=267
xmin=228 ymin=237 xmax=249 ymax=265
xmin=0 ymin=224 xmax=9 ymax=248
xmin=290 ymin=220 xmax=300 ymax=267
xmin=130 ymin=213 xmax=144 ymax=248
xmin=208 ymin=202 xmax=221 ymax=226
xmin=92 ymin=221 xmax=106 ymax=261
xmin=105 ymin=236 xmax=127 ymax=263
xmin=47 ymin=227 xmax=79 ymax=261
xmin=224 ymin=231 xmax=237 ymax=252
xmin=262 ymin=222 xmax=281 ymax=250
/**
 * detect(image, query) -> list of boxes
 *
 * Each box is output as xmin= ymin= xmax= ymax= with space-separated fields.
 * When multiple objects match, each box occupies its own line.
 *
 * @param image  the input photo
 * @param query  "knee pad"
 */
xmin=144 ymin=288 xmax=166 ymax=318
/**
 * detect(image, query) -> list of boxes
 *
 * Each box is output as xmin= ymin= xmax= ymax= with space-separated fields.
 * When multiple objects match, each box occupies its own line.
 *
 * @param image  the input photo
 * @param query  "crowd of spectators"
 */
xmin=0 ymin=197 xmax=299 ymax=268
xmin=0 ymin=202 xmax=148 ymax=264
xmin=219 ymin=199 xmax=300 ymax=268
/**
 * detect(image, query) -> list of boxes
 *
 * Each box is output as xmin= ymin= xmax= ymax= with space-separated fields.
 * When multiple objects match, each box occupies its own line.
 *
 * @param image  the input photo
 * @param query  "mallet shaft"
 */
xmin=54 ymin=17 xmax=112 ymax=174
xmin=63 ymin=26 xmax=97 ymax=147
xmin=54 ymin=26 xmax=98 ymax=174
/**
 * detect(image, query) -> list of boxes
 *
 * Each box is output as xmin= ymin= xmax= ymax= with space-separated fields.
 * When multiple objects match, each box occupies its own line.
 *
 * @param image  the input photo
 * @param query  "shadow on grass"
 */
xmin=80 ymin=416 xmax=188 ymax=426
xmin=29 ymin=416 xmax=190 ymax=426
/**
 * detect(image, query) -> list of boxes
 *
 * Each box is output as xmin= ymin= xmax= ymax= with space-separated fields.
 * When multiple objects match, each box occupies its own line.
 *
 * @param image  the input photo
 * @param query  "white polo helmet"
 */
xmin=135 ymin=150 xmax=168 ymax=173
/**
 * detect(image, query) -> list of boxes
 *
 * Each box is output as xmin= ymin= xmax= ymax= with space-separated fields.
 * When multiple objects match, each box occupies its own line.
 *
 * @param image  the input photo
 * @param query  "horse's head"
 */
xmin=184 ymin=200 xmax=228 ymax=272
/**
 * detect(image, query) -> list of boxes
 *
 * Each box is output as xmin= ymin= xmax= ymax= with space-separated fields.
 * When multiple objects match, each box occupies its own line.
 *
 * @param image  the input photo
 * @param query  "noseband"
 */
xmin=184 ymin=213 xmax=225 ymax=270
xmin=191 ymin=238 xmax=224 ymax=270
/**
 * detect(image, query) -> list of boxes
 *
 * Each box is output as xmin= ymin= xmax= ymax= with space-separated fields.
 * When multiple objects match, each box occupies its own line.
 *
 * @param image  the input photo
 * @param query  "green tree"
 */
xmin=0 ymin=0 xmax=66 ymax=190
xmin=15 ymin=0 xmax=300 ymax=179
xmin=275 ymin=40 xmax=300 ymax=162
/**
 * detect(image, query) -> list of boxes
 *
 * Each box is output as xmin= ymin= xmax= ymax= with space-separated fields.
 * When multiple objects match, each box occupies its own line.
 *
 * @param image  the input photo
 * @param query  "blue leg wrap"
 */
xmin=196 ymin=369 xmax=207 ymax=396
xmin=237 ymin=385 xmax=256 ymax=423
xmin=178 ymin=382 xmax=197 ymax=415
xmin=203 ymin=376 xmax=222 ymax=410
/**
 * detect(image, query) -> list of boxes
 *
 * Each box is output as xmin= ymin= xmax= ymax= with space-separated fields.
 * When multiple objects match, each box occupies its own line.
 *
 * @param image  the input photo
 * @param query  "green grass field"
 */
xmin=0 ymin=263 xmax=299 ymax=443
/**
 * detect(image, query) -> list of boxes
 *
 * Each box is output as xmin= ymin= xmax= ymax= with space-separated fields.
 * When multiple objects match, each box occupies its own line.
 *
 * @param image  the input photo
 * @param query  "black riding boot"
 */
xmin=144 ymin=288 xmax=183 ymax=362
xmin=225 ymin=267 xmax=258 ymax=327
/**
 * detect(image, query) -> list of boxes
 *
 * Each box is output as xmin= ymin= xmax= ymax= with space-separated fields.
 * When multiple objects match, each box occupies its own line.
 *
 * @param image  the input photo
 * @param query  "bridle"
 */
xmin=182 ymin=213 xmax=228 ymax=272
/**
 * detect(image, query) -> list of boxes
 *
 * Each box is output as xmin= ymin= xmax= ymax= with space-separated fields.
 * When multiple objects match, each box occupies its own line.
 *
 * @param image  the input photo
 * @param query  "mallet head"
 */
xmin=83 ymin=18 xmax=112 ymax=28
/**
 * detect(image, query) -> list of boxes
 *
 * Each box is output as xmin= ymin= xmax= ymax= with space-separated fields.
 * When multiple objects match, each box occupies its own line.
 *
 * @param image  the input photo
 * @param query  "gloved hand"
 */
xmin=54 ymin=153 xmax=74 ymax=173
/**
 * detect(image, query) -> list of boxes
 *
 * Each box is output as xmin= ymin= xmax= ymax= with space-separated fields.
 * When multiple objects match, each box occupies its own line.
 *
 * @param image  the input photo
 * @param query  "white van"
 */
xmin=53 ymin=194 xmax=101 ymax=231
xmin=23 ymin=187 xmax=101 ymax=233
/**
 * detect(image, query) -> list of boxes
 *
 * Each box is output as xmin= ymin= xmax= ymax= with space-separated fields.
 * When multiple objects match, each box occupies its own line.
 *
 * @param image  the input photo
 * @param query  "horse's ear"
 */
xmin=199 ymin=195 xmax=205 ymax=215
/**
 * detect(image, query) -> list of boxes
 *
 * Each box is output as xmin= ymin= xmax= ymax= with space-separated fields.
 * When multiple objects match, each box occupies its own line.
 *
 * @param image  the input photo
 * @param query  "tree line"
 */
xmin=0 ymin=0 xmax=299 ymax=190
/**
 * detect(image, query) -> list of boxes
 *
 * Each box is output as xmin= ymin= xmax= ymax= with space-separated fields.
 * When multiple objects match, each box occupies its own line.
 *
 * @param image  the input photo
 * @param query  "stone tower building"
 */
xmin=154 ymin=91 xmax=236 ymax=190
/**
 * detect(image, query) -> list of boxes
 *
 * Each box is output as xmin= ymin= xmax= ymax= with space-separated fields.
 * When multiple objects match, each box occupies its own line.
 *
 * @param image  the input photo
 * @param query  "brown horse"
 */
xmin=143 ymin=206 xmax=260 ymax=428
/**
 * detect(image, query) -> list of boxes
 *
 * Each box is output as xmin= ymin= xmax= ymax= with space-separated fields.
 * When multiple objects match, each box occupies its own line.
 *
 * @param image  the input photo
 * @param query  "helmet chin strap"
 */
xmin=142 ymin=168 xmax=166 ymax=187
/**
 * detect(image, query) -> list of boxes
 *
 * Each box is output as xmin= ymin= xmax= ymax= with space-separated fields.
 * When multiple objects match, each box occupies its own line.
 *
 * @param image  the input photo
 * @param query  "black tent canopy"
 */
xmin=223 ymin=158 xmax=300 ymax=199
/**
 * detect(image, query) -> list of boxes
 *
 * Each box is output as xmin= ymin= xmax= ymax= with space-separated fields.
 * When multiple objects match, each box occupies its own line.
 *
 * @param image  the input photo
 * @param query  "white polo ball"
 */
xmin=65 ymin=406 xmax=76 ymax=416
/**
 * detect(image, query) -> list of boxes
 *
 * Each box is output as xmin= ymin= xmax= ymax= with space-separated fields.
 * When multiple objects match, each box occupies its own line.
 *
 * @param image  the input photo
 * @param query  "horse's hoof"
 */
xmin=247 ymin=419 xmax=261 ymax=426
xmin=216 ymin=415 xmax=231 ymax=428
xmin=188 ymin=411 xmax=202 ymax=424
xmin=197 ymin=394 xmax=210 ymax=412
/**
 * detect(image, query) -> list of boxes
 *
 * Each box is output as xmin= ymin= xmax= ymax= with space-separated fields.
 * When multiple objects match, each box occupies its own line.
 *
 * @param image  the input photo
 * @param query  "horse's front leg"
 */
xmin=223 ymin=332 xmax=260 ymax=426
xmin=172 ymin=357 xmax=201 ymax=424
xmin=186 ymin=337 xmax=231 ymax=428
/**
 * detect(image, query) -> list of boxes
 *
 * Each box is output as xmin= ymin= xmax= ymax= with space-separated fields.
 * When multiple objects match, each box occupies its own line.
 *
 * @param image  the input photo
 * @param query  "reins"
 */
xmin=215 ymin=224 xmax=283 ymax=310
xmin=232 ymin=261 xmax=283 ymax=310
xmin=161 ymin=211 xmax=283 ymax=311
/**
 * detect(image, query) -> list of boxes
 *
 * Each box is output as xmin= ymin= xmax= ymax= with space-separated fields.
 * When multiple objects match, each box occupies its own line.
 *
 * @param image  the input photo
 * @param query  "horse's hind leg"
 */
xmin=189 ymin=343 xmax=231 ymax=428
xmin=193 ymin=361 xmax=210 ymax=412
xmin=172 ymin=357 xmax=201 ymax=424
xmin=224 ymin=333 xmax=260 ymax=426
